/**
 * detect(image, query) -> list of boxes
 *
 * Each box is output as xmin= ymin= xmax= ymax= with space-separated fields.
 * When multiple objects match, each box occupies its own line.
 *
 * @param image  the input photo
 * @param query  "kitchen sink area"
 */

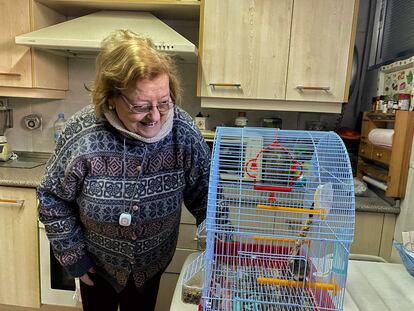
xmin=0 ymin=151 xmax=50 ymax=169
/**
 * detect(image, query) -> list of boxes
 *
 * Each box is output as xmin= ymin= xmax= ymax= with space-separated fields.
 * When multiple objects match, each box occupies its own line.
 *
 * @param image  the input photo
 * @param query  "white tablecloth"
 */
xmin=171 ymin=253 xmax=414 ymax=311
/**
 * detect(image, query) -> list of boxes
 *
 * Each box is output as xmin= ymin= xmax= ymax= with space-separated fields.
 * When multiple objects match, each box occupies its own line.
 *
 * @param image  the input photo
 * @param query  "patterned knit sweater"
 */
xmin=37 ymin=105 xmax=210 ymax=292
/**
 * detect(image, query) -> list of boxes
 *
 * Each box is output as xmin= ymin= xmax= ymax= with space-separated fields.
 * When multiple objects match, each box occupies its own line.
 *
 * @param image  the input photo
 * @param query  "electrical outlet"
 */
xmin=0 ymin=98 xmax=8 ymax=109
xmin=24 ymin=114 xmax=42 ymax=130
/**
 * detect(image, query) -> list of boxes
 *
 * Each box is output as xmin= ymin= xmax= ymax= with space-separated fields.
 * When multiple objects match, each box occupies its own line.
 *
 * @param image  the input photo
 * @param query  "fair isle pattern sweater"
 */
xmin=37 ymin=105 xmax=210 ymax=292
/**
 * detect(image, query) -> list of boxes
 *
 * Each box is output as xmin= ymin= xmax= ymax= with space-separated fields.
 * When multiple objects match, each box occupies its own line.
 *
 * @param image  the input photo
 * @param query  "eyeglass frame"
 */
xmin=119 ymin=93 xmax=175 ymax=114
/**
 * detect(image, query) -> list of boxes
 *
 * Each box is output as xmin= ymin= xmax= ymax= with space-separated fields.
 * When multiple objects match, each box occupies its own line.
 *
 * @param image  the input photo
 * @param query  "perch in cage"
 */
xmin=199 ymin=127 xmax=355 ymax=311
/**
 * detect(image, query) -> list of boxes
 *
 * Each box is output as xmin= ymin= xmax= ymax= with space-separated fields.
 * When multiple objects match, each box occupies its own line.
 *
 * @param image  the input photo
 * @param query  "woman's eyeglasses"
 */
xmin=120 ymin=94 xmax=174 ymax=114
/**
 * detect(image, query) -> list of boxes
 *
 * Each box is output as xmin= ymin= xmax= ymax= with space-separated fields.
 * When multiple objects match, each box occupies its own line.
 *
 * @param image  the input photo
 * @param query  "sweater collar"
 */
xmin=103 ymin=107 xmax=174 ymax=143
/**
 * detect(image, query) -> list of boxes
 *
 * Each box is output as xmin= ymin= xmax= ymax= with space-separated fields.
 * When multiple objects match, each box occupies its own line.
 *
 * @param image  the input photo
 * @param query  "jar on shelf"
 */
xmin=398 ymin=93 xmax=410 ymax=111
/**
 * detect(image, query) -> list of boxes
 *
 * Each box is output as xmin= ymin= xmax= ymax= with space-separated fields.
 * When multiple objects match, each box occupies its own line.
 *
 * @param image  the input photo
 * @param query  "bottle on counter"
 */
xmin=392 ymin=94 xmax=399 ymax=113
xmin=54 ymin=112 xmax=66 ymax=143
xmin=387 ymin=97 xmax=394 ymax=113
xmin=379 ymin=95 xmax=386 ymax=113
xmin=235 ymin=111 xmax=248 ymax=127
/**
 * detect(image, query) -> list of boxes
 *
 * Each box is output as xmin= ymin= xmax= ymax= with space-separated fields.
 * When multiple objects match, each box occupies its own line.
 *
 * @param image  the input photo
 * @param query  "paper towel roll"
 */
xmin=368 ymin=128 xmax=394 ymax=148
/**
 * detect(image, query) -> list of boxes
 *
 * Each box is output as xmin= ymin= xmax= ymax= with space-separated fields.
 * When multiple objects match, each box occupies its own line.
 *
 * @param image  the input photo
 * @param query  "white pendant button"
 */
xmin=119 ymin=212 xmax=132 ymax=227
xmin=133 ymin=205 xmax=139 ymax=211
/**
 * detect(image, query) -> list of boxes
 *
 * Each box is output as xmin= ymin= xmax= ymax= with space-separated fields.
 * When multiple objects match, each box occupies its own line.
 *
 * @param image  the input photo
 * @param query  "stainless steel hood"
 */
xmin=15 ymin=10 xmax=197 ymax=62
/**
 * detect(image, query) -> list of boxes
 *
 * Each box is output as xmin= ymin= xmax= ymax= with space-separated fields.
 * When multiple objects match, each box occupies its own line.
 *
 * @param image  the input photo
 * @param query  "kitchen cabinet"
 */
xmin=351 ymin=211 xmax=396 ymax=262
xmin=0 ymin=0 xmax=68 ymax=99
xmin=34 ymin=0 xmax=201 ymax=20
xmin=0 ymin=186 xmax=40 ymax=308
xmin=286 ymin=0 xmax=357 ymax=103
xmin=199 ymin=0 xmax=292 ymax=100
xmin=198 ymin=0 xmax=358 ymax=113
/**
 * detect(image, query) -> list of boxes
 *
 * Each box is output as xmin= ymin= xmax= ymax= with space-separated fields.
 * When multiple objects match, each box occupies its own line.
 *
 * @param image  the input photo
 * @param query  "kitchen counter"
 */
xmin=171 ymin=253 xmax=414 ymax=311
xmin=355 ymin=188 xmax=399 ymax=214
xmin=0 ymin=151 xmax=50 ymax=188
xmin=0 ymin=149 xmax=398 ymax=215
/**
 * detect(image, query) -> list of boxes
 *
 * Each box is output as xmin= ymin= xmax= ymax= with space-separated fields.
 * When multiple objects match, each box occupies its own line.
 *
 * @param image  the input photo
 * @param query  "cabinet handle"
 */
xmin=209 ymin=83 xmax=242 ymax=89
xmin=0 ymin=198 xmax=24 ymax=208
xmin=296 ymin=86 xmax=330 ymax=92
xmin=376 ymin=152 xmax=382 ymax=158
xmin=0 ymin=72 xmax=22 ymax=77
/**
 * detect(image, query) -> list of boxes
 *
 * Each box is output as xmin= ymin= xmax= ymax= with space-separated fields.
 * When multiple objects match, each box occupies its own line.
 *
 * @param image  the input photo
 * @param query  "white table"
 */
xmin=171 ymin=253 xmax=414 ymax=311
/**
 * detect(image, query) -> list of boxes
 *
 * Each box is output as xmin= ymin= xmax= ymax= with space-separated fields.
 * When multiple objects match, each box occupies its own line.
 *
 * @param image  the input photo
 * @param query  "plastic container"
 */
xmin=54 ymin=112 xmax=66 ymax=143
xmin=196 ymin=220 xmax=207 ymax=250
xmin=394 ymin=242 xmax=414 ymax=277
xmin=182 ymin=252 xmax=205 ymax=304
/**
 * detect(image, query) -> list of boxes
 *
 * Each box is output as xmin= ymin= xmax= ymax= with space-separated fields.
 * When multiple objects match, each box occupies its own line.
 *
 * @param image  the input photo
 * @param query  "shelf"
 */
xmin=35 ymin=0 xmax=200 ymax=20
xmin=365 ymin=112 xmax=396 ymax=122
xmin=357 ymin=111 xmax=414 ymax=198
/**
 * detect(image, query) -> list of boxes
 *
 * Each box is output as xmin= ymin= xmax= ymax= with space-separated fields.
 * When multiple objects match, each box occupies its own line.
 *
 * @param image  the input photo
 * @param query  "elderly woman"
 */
xmin=37 ymin=30 xmax=210 ymax=311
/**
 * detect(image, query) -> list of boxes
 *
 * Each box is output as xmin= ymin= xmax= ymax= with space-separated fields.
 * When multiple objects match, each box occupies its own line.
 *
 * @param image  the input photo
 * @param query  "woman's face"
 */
xmin=112 ymin=73 xmax=172 ymax=138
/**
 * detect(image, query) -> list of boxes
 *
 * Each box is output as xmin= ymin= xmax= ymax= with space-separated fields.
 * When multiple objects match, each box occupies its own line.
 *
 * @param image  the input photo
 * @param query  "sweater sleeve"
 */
xmin=37 ymin=122 xmax=94 ymax=277
xmin=182 ymin=128 xmax=211 ymax=227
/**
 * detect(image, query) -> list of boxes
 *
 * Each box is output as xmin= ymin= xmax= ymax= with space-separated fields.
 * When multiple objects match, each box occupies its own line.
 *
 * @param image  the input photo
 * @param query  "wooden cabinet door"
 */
xmin=199 ymin=0 xmax=292 ymax=100
xmin=0 ymin=187 xmax=40 ymax=308
xmin=351 ymin=212 xmax=383 ymax=257
xmin=0 ymin=0 xmax=33 ymax=88
xmin=155 ymin=273 xmax=179 ymax=311
xmin=286 ymin=0 xmax=357 ymax=102
xmin=31 ymin=1 xmax=68 ymax=91
xmin=0 ymin=1 xmax=67 ymax=98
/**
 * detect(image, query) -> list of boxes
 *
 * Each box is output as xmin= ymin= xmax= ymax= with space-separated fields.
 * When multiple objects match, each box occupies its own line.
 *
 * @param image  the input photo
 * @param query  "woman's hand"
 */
xmin=79 ymin=267 xmax=96 ymax=286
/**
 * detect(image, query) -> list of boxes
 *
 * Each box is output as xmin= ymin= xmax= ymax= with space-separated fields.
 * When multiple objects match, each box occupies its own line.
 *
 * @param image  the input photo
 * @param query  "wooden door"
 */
xmin=0 ymin=187 xmax=40 ymax=308
xmin=286 ymin=0 xmax=357 ymax=102
xmin=199 ymin=0 xmax=292 ymax=100
xmin=0 ymin=0 xmax=32 ymax=88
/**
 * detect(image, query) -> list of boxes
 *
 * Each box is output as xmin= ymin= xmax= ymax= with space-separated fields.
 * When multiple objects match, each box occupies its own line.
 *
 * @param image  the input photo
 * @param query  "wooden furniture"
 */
xmin=155 ymin=207 xmax=198 ymax=311
xmin=357 ymin=111 xmax=414 ymax=198
xmin=0 ymin=0 xmax=68 ymax=99
xmin=351 ymin=211 xmax=396 ymax=262
xmin=0 ymin=186 xmax=40 ymax=308
xmin=197 ymin=0 xmax=358 ymax=113
xmin=34 ymin=0 xmax=201 ymax=20
xmin=0 ymin=304 xmax=80 ymax=311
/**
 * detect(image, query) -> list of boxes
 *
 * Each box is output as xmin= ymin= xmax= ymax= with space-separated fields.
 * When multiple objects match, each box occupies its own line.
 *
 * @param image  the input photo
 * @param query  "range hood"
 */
xmin=15 ymin=11 xmax=197 ymax=62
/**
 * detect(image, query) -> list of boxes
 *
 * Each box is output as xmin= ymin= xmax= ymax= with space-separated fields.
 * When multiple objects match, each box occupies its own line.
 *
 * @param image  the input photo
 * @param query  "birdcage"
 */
xmin=201 ymin=127 xmax=355 ymax=311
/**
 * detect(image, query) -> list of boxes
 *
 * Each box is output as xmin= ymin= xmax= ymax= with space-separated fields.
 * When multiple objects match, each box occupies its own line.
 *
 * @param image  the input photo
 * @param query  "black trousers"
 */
xmin=80 ymin=271 xmax=162 ymax=311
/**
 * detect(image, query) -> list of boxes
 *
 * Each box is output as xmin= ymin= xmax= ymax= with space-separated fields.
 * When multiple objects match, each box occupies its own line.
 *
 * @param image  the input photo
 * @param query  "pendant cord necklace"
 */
xmin=119 ymin=138 xmax=145 ymax=227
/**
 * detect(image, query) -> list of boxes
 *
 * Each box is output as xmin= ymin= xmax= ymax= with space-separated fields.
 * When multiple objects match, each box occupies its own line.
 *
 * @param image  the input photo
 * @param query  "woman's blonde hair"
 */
xmin=90 ymin=29 xmax=182 ymax=118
